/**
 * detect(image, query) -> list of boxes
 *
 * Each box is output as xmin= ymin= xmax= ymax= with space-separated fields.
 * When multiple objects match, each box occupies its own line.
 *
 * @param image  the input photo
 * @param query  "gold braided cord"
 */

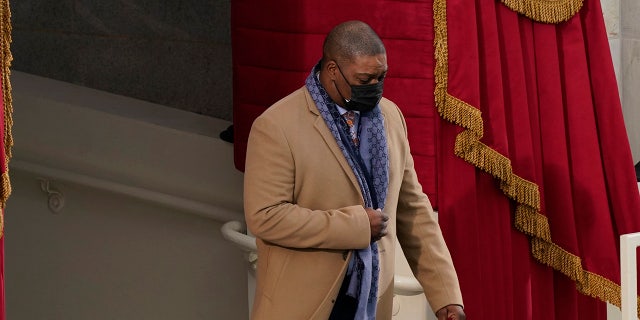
xmin=1 ymin=0 xmax=11 ymax=159
xmin=500 ymin=0 xmax=584 ymax=24
xmin=0 ymin=0 xmax=12 ymax=238
xmin=433 ymin=0 xmax=636 ymax=314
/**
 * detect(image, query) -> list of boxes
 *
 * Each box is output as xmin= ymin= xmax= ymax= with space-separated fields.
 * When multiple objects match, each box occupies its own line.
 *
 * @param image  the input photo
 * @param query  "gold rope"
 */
xmin=500 ymin=0 xmax=584 ymax=24
xmin=433 ymin=0 xmax=636 ymax=315
xmin=0 ymin=0 xmax=12 ymax=238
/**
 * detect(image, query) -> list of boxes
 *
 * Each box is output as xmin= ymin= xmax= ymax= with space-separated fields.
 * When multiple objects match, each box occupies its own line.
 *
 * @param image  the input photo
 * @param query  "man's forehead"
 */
xmin=350 ymin=53 xmax=386 ymax=61
xmin=348 ymin=55 xmax=388 ymax=72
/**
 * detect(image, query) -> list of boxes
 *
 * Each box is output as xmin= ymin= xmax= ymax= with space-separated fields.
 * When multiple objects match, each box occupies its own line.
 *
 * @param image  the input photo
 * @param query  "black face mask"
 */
xmin=335 ymin=64 xmax=384 ymax=112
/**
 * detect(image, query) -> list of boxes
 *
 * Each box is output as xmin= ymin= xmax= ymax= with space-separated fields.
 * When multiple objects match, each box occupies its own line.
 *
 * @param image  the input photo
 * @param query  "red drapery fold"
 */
xmin=435 ymin=0 xmax=640 ymax=319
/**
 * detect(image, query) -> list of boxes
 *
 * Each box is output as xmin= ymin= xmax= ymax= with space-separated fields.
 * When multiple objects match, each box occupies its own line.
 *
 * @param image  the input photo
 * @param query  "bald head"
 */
xmin=322 ymin=21 xmax=386 ymax=67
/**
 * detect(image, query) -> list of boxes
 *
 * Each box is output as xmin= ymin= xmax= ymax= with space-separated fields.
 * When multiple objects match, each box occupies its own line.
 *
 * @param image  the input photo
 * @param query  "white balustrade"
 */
xmin=621 ymin=232 xmax=640 ymax=319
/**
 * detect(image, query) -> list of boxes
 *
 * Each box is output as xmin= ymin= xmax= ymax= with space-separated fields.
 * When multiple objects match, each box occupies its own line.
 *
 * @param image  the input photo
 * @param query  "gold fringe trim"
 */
xmin=0 ymin=0 xmax=13 ymax=238
xmin=500 ymin=0 xmax=584 ymax=24
xmin=433 ymin=0 xmax=635 ymax=315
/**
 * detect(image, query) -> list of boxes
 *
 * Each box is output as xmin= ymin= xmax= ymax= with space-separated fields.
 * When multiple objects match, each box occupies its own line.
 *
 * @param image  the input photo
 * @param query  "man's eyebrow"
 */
xmin=355 ymin=70 xmax=387 ymax=77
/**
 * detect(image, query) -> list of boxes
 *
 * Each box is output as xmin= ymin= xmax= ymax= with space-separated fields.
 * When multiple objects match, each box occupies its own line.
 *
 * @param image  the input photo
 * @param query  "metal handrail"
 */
xmin=221 ymin=220 xmax=256 ymax=253
xmin=10 ymin=159 xmax=241 ymax=222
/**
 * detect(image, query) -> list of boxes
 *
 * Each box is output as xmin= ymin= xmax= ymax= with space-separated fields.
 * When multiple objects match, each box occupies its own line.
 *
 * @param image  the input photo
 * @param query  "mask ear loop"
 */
xmin=334 ymin=63 xmax=353 ymax=105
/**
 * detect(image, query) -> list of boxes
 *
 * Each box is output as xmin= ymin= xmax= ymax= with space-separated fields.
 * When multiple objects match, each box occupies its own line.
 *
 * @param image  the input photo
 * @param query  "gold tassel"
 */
xmin=433 ymin=0 xmax=637 ymax=315
xmin=500 ymin=0 xmax=584 ymax=24
xmin=0 ymin=0 xmax=13 ymax=238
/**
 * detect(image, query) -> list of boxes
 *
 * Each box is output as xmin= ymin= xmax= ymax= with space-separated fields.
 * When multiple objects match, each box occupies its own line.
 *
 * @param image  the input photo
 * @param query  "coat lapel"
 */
xmin=304 ymin=89 xmax=362 ymax=197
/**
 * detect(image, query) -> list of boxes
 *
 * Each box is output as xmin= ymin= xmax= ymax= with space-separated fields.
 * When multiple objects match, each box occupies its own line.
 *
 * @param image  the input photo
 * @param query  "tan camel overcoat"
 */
xmin=244 ymin=87 xmax=463 ymax=320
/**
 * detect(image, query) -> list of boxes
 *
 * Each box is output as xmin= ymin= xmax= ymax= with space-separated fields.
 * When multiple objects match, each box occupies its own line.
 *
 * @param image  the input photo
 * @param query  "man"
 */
xmin=244 ymin=20 xmax=465 ymax=320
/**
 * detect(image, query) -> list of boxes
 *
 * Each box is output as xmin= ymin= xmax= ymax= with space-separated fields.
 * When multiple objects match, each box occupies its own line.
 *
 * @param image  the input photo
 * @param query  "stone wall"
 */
xmin=10 ymin=0 xmax=233 ymax=120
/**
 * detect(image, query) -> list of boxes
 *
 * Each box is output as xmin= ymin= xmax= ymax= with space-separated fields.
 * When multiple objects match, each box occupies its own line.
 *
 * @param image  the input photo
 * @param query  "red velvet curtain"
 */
xmin=435 ymin=0 xmax=640 ymax=319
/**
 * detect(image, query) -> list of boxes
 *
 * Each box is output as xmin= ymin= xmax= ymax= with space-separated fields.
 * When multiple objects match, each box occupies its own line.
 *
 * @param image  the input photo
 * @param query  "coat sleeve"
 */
xmin=244 ymin=113 xmax=371 ymax=250
xmin=391 ymin=106 xmax=464 ymax=312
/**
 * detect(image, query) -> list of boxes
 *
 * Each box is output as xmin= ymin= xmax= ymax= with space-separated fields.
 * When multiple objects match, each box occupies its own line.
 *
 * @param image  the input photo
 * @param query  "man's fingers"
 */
xmin=369 ymin=208 xmax=390 ymax=242
xmin=375 ymin=209 xmax=389 ymax=221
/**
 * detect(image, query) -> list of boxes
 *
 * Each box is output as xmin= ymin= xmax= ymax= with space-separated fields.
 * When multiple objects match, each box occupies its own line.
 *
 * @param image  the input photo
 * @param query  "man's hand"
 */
xmin=365 ymin=207 xmax=389 ymax=242
xmin=436 ymin=304 xmax=465 ymax=320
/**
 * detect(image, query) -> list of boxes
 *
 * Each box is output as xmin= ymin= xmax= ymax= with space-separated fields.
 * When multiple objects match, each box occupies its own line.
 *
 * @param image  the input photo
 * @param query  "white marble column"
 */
xmin=603 ymin=4 xmax=639 ymax=320
xmin=602 ymin=0 xmax=621 ymax=87
xmin=620 ymin=0 xmax=640 ymax=163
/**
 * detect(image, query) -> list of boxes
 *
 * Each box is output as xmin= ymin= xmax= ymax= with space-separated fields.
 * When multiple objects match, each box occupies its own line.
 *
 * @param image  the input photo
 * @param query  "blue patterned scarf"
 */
xmin=305 ymin=62 xmax=389 ymax=319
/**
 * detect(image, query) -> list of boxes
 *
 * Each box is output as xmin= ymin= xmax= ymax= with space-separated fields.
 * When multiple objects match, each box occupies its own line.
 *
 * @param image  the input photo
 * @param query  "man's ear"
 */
xmin=325 ymin=60 xmax=338 ymax=81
